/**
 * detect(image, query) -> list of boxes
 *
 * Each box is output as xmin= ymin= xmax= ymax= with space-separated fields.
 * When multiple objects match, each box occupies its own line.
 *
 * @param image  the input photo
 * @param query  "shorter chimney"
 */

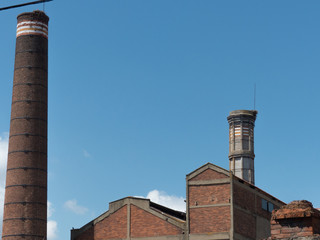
xmin=271 ymin=200 xmax=320 ymax=239
xmin=227 ymin=110 xmax=257 ymax=185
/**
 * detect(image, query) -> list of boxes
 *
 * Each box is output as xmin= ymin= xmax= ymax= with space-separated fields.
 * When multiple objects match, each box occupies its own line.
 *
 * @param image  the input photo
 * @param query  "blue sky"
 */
xmin=1 ymin=1 xmax=320 ymax=239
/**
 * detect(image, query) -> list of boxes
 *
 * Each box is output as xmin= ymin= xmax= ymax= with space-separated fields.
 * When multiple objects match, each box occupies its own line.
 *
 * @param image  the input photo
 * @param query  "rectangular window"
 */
xmin=262 ymin=198 xmax=274 ymax=212
xmin=262 ymin=199 xmax=268 ymax=211
xmin=268 ymin=202 xmax=274 ymax=212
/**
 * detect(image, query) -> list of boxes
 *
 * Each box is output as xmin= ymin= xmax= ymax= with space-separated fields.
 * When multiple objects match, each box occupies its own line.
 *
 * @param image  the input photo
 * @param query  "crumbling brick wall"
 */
xmin=270 ymin=200 xmax=320 ymax=239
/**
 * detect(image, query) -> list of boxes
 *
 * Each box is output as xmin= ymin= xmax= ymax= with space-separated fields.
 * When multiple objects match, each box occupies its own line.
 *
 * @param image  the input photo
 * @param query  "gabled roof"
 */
xmin=186 ymin=162 xmax=230 ymax=180
xmin=95 ymin=197 xmax=186 ymax=224
xmin=72 ymin=196 xmax=186 ymax=239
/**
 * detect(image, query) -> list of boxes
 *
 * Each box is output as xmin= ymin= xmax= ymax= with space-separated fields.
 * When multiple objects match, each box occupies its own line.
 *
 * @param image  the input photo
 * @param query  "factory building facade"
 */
xmin=71 ymin=163 xmax=284 ymax=240
xmin=72 ymin=110 xmax=286 ymax=240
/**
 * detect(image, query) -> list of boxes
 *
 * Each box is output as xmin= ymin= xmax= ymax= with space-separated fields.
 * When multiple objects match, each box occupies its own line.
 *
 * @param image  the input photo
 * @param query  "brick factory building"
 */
xmin=71 ymin=163 xmax=284 ymax=240
xmin=2 ymin=10 xmax=319 ymax=240
xmin=71 ymin=110 xmax=288 ymax=240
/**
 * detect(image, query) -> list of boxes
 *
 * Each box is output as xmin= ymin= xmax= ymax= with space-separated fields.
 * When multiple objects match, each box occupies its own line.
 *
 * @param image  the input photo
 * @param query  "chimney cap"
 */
xmin=17 ymin=10 xmax=49 ymax=23
xmin=229 ymin=110 xmax=258 ymax=116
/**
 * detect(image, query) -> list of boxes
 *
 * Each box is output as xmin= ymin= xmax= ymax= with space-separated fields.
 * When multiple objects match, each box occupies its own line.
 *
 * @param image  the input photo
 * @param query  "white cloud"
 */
xmin=64 ymin=199 xmax=88 ymax=215
xmin=0 ymin=133 xmax=8 ymax=176
xmin=83 ymin=149 xmax=91 ymax=158
xmin=48 ymin=220 xmax=58 ymax=240
xmin=0 ymin=133 xmax=8 ymax=237
xmin=48 ymin=201 xmax=54 ymax=218
xmin=47 ymin=201 xmax=58 ymax=240
xmin=145 ymin=190 xmax=186 ymax=212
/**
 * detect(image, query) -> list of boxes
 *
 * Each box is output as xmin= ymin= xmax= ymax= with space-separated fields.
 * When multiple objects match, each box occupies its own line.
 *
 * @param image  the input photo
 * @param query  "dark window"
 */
xmin=262 ymin=199 xmax=268 ymax=211
xmin=268 ymin=202 xmax=274 ymax=212
xmin=262 ymin=198 xmax=274 ymax=212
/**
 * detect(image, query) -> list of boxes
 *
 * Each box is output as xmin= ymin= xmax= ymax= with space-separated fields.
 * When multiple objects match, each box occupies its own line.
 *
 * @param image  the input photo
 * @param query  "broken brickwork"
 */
xmin=270 ymin=200 xmax=320 ymax=240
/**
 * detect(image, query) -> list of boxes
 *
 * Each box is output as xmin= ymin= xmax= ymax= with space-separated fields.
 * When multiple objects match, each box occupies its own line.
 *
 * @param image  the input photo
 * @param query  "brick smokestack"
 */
xmin=227 ymin=110 xmax=257 ymax=185
xmin=2 ymin=11 xmax=49 ymax=240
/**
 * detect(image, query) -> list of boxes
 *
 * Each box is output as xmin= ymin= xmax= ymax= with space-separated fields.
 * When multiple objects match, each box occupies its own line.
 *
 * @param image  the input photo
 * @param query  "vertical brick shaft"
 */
xmin=228 ymin=110 xmax=257 ymax=185
xmin=2 ymin=11 xmax=49 ymax=240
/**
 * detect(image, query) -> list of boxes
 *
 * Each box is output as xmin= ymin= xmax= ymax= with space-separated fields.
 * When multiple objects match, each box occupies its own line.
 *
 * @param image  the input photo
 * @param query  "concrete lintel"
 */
xmin=189 ymin=203 xmax=230 ymax=209
xmin=189 ymin=232 xmax=229 ymax=240
xmin=189 ymin=178 xmax=230 ymax=186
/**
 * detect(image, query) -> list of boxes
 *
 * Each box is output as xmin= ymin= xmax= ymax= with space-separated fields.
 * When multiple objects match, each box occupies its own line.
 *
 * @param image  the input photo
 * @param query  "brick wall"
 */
xmin=271 ymin=218 xmax=314 ymax=239
xmin=271 ymin=200 xmax=320 ymax=239
xmin=189 ymin=184 xmax=230 ymax=206
xmin=189 ymin=206 xmax=231 ymax=234
xmin=188 ymin=167 xmax=231 ymax=235
xmin=256 ymin=195 xmax=273 ymax=219
xmin=74 ymin=227 xmax=94 ymax=240
xmin=73 ymin=202 xmax=184 ymax=240
xmin=232 ymin=179 xmax=284 ymax=240
xmin=190 ymin=168 xmax=227 ymax=181
xmin=94 ymin=205 xmax=127 ymax=239
xmin=234 ymin=208 xmax=256 ymax=239
xmin=233 ymin=183 xmax=255 ymax=213
xmin=130 ymin=205 xmax=183 ymax=238
xmin=313 ymin=217 xmax=320 ymax=234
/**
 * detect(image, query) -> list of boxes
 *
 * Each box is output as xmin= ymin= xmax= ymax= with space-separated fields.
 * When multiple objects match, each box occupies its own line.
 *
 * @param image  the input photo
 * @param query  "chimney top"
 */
xmin=17 ymin=10 xmax=49 ymax=22
xmin=229 ymin=110 xmax=258 ymax=117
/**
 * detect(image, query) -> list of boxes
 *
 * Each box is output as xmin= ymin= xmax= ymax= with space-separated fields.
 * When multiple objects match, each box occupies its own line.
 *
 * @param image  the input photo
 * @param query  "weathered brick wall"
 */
xmin=233 ymin=184 xmax=255 ymax=213
xmin=189 ymin=184 xmax=230 ymax=206
xmin=233 ymin=180 xmax=284 ymax=239
xmin=94 ymin=205 xmax=127 ymax=239
xmin=271 ymin=218 xmax=314 ymax=239
xmin=256 ymin=195 xmax=273 ymax=219
xmin=313 ymin=218 xmax=320 ymax=234
xmin=130 ymin=204 xmax=183 ymax=237
xmin=190 ymin=168 xmax=227 ymax=181
xmin=189 ymin=206 xmax=230 ymax=233
xmin=74 ymin=227 xmax=94 ymax=240
xmin=188 ymin=167 xmax=231 ymax=235
xmin=234 ymin=208 xmax=256 ymax=239
xmin=271 ymin=200 xmax=320 ymax=239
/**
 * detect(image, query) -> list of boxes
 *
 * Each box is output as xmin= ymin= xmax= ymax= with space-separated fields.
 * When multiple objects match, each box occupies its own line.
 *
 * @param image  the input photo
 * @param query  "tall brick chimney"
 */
xmin=2 ymin=11 xmax=49 ymax=240
xmin=227 ymin=110 xmax=257 ymax=185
